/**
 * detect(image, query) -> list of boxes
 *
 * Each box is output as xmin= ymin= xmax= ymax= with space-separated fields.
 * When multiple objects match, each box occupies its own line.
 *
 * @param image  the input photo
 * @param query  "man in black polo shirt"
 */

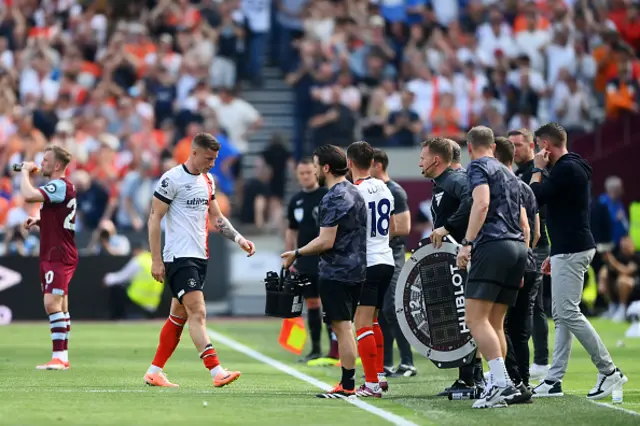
xmin=510 ymin=128 xmax=550 ymax=380
xmin=419 ymin=137 xmax=484 ymax=396
xmin=286 ymin=158 xmax=336 ymax=363
xmin=529 ymin=123 xmax=627 ymax=399
xmin=457 ymin=126 xmax=528 ymax=409
xmin=371 ymin=149 xmax=416 ymax=377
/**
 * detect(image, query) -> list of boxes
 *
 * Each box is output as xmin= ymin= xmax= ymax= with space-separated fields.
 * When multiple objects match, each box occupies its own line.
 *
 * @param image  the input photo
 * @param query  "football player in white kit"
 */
xmin=346 ymin=141 xmax=396 ymax=398
xmin=143 ymin=132 xmax=255 ymax=388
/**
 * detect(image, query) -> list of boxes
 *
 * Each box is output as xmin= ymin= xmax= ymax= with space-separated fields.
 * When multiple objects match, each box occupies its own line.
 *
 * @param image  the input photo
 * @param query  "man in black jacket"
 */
xmin=529 ymin=123 xmax=627 ymax=399
xmin=420 ymin=137 xmax=484 ymax=396
xmin=510 ymin=128 xmax=550 ymax=380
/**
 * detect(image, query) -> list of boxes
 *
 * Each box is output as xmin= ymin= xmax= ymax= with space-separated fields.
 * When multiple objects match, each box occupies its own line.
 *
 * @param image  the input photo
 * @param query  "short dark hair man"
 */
xmin=347 ymin=141 xmax=396 ymax=397
xmin=371 ymin=149 xmax=416 ymax=377
xmin=458 ymin=126 xmax=529 ymax=408
xmin=419 ymin=137 xmax=485 ymax=395
xmin=281 ymin=144 xmax=367 ymax=398
xmin=494 ymin=136 xmax=540 ymax=402
xmin=529 ymin=123 xmax=627 ymax=399
xmin=285 ymin=158 xmax=334 ymax=363
xmin=509 ymin=128 xmax=550 ymax=381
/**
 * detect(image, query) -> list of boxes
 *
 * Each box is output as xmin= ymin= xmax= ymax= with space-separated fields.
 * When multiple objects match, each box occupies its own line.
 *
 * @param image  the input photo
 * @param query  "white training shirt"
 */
xmin=354 ymin=177 xmax=395 ymax=267
xmin=153 ymin=165 xmax=215 ymax=262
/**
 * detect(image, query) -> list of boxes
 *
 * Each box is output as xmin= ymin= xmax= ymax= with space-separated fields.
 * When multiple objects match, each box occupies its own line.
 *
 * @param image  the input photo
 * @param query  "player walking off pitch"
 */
xmin=19 ymin=146 xmax=77 ymax=371
xmin=144 ymin=133 xmax=255 ymax=388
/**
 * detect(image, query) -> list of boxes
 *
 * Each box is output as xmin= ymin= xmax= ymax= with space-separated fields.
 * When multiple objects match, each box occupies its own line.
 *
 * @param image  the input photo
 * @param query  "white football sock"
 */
xmin=147 ymin=365 xmax=163 ymax=375
xmin=488 ymin=357 xmax=508 ymax=387
xmin=210 ymin=365 xmax=224 ymax=376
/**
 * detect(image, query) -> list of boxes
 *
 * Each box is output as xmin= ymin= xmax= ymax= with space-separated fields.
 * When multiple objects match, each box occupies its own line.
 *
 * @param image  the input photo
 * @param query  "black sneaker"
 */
xmin=473 ymin=384 xmax=520 ymax=409
xmin=532 ymin=380 xmax=564 ymax=397
xmin=298 ymin=351 xmax=321 ymax=363
xmin=395 ymin=364 xmax=417 ymax=377
xmin=437 ymin=379 xmax=474 ymax=397
xmin=508 ymin=382 xmax=533 ymax=405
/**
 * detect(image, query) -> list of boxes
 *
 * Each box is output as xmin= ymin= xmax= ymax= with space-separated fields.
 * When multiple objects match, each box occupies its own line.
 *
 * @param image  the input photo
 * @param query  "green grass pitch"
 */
xmin=0 ymin=318 xmax=639 ymax=425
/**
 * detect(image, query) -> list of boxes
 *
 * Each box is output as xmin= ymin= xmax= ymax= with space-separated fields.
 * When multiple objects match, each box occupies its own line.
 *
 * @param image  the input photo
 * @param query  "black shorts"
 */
xmin=466 ymin=240 xmax=527 ymax=307
xmin=360 ymin=264 xmax=395 ymax=309
xmin=319 ymin=279 xmax=362 ymax=324
xmin=301 ymin=273 xmax=320 ymax=299
xmin=164 ymin=257 xmax=208 ymax=302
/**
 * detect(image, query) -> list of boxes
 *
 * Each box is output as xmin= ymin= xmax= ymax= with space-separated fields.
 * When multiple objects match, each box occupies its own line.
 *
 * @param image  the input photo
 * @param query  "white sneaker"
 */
xmin=472 ymin=384 xmax=519 ymax=409
xmin=532 ymin=380 xmax=564 ymax=397
xmin=587 ymin=368 xmax=628 ymax=400
xmin=529 ymin=364 xmax=550 ymax=380
xmin=612 ymin=306 xmax=627 ymax=323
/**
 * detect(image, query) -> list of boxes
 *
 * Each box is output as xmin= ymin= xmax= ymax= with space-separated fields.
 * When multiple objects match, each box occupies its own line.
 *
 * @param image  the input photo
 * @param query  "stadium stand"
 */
xmin=0 ymin=0 xmax=638 ymax=258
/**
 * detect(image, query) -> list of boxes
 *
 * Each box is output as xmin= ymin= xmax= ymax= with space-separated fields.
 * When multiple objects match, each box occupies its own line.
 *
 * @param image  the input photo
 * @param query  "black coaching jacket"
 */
xmin=430 ymin=168 xmax=472 ymax=243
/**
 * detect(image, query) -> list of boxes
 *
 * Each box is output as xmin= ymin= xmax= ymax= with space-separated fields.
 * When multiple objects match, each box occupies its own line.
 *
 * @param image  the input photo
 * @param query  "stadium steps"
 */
xmin=229 ymin=66 xmax=295 ymax=315
xmin=241 ymin=66 xmax=294 ymax=178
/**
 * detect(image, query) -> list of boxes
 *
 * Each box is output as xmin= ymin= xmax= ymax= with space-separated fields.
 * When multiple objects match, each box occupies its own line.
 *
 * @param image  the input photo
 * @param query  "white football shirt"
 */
xmin=153 ymin=165 xmax=215 ymax=262
xmin=354 ymin=177 xmax=395 ymax=267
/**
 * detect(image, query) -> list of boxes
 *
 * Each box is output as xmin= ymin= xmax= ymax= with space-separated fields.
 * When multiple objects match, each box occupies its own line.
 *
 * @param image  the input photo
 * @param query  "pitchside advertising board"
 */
xmin=0 ymin=234 xmax=230 ymax=321
xmin=396 ymin=238 xmax=477 ymax=369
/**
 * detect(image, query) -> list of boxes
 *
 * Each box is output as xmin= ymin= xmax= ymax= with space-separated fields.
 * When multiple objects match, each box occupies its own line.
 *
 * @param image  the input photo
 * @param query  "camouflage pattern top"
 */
xmin=318 ymin=181 xmax=367 ymax=284
xmin=467 ymin=156 xmax=524 ymax=247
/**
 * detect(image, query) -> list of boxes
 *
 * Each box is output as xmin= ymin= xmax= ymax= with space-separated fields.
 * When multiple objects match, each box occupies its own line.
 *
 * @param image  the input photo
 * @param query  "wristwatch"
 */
xmin=294 ymin=249 xmax=302 ymax=258
xmin=461 ymin=238 xmax=474 ymax=247
xmin=532 ymin=167 xmax=545 ymax=174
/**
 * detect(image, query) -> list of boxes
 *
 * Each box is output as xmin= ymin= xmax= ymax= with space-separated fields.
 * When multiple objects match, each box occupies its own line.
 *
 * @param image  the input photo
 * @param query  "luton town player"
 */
xmin=347 ymin=141 xmax=396 ymax=397
xmin=19 ymin=146 xmax=77 ymax=370
xmin=144 ymin=133 xmax=255 ymax=388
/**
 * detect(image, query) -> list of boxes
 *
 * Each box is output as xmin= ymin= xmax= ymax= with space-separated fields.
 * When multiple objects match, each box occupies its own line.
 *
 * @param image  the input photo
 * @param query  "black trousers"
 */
xmin=532 ymin=247 xmax=550 ymax=365
xmin=505 ymin=270 xmax=539 ymax=386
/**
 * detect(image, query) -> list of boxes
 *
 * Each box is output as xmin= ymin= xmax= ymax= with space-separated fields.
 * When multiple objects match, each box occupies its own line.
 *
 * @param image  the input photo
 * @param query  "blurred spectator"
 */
xmin=240 ymin=156 xmax=271 ymax=231
xmin=309 ymin=86 xmax=356 ymax=147
xmin=90 ymin=219 xmax=131 ymax=256
xmin=385 ymin=89 xmax=421 ymax=146
xmin=241 ymin=0 xmax=272 ymax=87
xmin=261 ymin=133 xmax=292 ymax=227
xmin=599 ymin=236 xmax=640 ymax=322
xmin=115 ymin=153 xmax=157 ymax=232
xmin=2 ymin=195 xmax=38 ymax=257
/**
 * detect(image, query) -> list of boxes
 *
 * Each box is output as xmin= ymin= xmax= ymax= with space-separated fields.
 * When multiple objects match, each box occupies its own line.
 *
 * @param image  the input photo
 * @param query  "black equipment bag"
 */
xmin=264 ymin=268 xmax=309 ymax=318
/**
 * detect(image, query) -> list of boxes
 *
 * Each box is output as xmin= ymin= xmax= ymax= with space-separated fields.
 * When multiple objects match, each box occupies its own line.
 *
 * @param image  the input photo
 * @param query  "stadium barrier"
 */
xmin=0 ymin=233 xmax=230 ymax=321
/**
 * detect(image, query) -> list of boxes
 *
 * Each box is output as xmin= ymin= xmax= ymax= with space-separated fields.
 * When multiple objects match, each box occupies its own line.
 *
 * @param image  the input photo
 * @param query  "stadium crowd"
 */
xmin=0 ymin=0 xmax=639 ymax=265
xmin=286 ymin=0 xmax=640 ymax=156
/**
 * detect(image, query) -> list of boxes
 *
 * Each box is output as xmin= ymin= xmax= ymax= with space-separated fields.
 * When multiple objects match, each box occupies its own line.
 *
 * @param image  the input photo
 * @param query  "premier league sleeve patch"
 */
xmin=395 ymin=238 xmax=477 ymax=369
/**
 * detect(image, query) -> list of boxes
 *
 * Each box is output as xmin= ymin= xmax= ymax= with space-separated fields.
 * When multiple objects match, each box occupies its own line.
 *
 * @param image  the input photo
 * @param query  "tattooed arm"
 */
xmin=209 ymin=199 xmax=256 ymax=256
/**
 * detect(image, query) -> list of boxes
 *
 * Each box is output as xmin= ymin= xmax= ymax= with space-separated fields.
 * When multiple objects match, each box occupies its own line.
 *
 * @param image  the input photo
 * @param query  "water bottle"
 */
xmin=612 ymin=383 xmax=623 ymax=404
xmin=448 ymin=390 xmax=475 ymax=400
xmin=12 ymin=163 xmax=39 ymax=173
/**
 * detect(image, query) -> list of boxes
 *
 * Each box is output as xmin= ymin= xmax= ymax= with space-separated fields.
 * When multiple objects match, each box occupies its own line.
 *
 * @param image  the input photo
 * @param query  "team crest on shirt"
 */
xmin=294 ymin=207 xmax=303 ymax=223
xmin=187 ymin=278 xmax=197 ymax=288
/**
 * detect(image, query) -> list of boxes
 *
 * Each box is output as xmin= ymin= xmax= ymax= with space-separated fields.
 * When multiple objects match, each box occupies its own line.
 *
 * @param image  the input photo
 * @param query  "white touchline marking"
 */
xmin=590 ymin=401 xmax=640 ymax=417
xmin=207 ymin=328 xmax=419 ymax=426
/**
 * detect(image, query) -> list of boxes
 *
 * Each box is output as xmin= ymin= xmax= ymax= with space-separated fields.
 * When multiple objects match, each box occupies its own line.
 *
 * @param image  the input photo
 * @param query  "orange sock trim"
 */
xmin=151 ymin=316 xmax=186 ymax=368
xmin=200 ymin=347 xmax=220 ymax=370
xmin=372 ymin=320 xmax=384 ymax=374
xmin=356 ymin=327 xmax=378 ymax=383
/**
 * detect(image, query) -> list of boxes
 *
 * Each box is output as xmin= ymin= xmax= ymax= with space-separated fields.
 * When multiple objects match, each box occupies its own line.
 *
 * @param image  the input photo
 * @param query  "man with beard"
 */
xmin=285 ymin=158 xmax=337 ymax=364
xmin=509 ymin=128 xmax=550 ymax=380
xmin=281 ymin=145 xmax=367 ymax=398
xmin=419 ymin=137 xmax=485 ymax=397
